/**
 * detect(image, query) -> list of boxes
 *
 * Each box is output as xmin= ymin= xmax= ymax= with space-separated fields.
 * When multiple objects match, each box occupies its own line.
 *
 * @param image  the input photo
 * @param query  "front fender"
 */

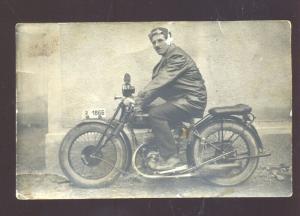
xmin=76 ymin=119 xmax=133 ymax=171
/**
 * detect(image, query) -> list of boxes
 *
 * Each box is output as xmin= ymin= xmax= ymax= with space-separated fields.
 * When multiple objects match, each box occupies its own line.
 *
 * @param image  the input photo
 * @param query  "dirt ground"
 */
xmin=16 ymin=133 xmax=292 ymax=199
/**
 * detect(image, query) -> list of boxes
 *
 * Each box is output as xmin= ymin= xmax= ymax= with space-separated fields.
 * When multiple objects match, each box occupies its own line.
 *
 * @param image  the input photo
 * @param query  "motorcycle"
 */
xmin=59 ymin=73 xmax=270 ymax=188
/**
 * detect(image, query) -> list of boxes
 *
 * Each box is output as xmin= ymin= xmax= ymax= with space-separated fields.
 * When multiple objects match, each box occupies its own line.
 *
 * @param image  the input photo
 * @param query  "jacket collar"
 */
xmin=152 ymin=44 xmax=177 ymax=79
xmin=162 ymin=43 xmax=176 ymax=58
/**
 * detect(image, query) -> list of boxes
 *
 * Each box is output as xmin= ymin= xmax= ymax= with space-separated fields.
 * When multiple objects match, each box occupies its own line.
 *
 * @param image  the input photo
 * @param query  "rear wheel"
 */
xmin=190 ymin=120 xmax=259 ymax=186
xmin=59 ymin=123 xmax=128 ymax=188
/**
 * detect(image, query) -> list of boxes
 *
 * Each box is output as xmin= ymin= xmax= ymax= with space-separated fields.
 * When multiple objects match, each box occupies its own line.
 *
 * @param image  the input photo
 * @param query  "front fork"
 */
xmin=93 ymin=103 xmax=133 ymax=155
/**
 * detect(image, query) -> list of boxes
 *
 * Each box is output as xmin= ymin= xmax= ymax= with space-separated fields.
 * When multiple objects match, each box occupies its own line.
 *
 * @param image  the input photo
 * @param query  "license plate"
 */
xmin=82 ymin=108 xmax=106 ymax=119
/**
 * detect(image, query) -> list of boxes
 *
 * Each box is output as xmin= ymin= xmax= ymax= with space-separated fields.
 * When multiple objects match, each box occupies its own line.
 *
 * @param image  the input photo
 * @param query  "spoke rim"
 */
xmin=68 ymin=131 xmax=118 ymax=179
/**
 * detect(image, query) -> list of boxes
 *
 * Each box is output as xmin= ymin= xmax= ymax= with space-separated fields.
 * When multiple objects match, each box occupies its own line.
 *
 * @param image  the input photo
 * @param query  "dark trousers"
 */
xmin=148 ymin=102 xmax=191 ymax=159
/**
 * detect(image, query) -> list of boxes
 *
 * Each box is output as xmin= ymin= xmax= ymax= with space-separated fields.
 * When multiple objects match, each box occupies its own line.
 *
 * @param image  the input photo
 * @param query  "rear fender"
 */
xmin=76 ymin=119 xmax=132 ymax=171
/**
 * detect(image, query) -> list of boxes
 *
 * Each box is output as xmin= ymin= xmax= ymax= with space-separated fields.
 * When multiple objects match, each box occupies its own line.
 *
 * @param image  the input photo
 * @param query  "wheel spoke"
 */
xmin=93 ymin=156 xmax=116 ymax=169
xmin=230 ymin=133 xmax=241 ymax=144
xmin=217 ymin=128 xmax=224 ymax=142
xmin=227 ymin=132 xmax=236 ymax=142
xmin=68 ymin=130 xmax=119 ymax=179
xmin=81 ymin=164 xmax=86 ymax=177
xmin=206 ymin=142 xmax=222 ymax=151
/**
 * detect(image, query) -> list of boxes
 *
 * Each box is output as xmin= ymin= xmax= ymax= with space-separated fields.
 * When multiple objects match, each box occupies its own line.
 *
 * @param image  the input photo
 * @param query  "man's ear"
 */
xmin=166 ymin=33 xmax=173 ymax=45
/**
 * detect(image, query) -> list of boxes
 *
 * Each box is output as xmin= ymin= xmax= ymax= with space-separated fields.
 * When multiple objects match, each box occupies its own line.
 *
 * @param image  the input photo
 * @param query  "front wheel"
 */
xmin=190 ymin=120 xmax=259 ymax=186
xmin=59 ymin=123 xmax=128 ymax=188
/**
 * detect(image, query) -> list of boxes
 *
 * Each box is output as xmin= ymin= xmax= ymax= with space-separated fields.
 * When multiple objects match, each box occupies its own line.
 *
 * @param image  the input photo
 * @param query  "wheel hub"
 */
xmin=213 ymin=142 xmax=236 ymax=162
xmin=81 ymin=145 xmax=102 ymax=167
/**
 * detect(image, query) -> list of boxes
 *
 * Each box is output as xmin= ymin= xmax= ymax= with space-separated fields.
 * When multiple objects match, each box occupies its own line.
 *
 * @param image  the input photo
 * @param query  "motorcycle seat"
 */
xmin=208 ymin=104 xmax=252 ymax=116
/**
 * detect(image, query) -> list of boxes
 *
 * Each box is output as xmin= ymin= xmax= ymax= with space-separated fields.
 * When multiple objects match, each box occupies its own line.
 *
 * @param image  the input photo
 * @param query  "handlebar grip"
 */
xmin=114 ymin=96 xmax=123 ymax=100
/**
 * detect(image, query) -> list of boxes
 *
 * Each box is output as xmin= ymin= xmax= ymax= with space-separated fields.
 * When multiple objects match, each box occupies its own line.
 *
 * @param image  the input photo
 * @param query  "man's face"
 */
xmin=150 ymin=34 xmax=170 ymax=56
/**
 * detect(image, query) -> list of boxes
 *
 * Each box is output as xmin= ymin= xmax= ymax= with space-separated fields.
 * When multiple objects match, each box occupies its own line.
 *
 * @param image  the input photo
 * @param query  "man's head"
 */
xmin=148 ymin=27 xmax=173 ymax=56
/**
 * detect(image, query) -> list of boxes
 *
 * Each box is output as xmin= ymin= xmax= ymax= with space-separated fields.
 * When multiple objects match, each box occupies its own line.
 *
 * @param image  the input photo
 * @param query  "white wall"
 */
xmin=16 ymin=21 xmax=292 ymax=130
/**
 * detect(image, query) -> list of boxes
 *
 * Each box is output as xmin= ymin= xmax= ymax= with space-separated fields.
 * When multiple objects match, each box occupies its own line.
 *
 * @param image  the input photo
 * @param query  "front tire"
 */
xmin=190 ymin=120 xmax=259 ymax=186
xmin=59 ymin=123 xmax=128 ymax=188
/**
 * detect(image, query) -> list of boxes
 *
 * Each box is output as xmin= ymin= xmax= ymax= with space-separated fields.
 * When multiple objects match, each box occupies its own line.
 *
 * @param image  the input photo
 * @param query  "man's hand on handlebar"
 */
xmin=123 ymin=97 xmax=135 ymax=106
xmin=122 ymin=95 xmax=144 ymax=113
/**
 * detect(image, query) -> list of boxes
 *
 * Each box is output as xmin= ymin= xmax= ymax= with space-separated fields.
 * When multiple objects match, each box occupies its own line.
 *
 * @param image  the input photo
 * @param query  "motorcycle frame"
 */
xmin=77 ymin=98 xmax=266 ymax=173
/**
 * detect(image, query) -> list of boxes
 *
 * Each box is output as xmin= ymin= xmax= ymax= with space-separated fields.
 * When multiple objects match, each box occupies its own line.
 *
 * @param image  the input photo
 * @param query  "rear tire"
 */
xmin=59 ymin=123 xmax=128 ymax=188
xmin=190 ymin=120 xmax=259 ymax=186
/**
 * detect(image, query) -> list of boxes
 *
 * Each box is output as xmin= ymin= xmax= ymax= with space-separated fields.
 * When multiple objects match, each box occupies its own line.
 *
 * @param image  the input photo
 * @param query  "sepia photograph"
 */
xmin=16 ymin=21 xmax=292 ymax=199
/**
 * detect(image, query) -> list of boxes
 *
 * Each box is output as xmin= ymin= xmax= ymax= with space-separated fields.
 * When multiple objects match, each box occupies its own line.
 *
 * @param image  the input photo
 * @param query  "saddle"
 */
xmin=208 ymin=104 xmax=252 ymax=116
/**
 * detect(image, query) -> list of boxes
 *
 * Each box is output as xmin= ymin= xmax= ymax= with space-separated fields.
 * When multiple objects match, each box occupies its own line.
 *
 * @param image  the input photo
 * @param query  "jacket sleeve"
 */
xmin=144 ymin=54 xmax=187 ymax=92
xmin=138 ymin=54 xmax=188 ymax=107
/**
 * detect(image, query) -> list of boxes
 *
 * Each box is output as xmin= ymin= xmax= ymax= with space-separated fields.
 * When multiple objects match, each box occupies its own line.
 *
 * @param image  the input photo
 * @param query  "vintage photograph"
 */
xmin=16 ymin=21 xmax=292 ymax=199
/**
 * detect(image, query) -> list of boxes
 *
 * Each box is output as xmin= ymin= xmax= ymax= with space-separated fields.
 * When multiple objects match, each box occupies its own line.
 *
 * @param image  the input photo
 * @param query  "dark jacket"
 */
xmin=140 ymin=44 xmax=207 ymax=117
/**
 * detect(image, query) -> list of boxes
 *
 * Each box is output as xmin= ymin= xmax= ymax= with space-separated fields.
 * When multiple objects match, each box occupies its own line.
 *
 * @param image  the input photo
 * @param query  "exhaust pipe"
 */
xmin=157 ymin=163 xmax=241 ymax=175
xmin=202 ymin=163 xmax=241 ymax=172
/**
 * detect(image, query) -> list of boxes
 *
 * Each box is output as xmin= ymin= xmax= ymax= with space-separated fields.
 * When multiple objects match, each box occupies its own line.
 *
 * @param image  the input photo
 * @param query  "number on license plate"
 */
xmin=82 ymin=108 xmax=106 ymax=119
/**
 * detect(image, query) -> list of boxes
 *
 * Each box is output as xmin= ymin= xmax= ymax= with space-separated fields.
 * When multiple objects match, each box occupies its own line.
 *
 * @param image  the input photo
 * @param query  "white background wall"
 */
xmin=16 ymin=21 xmax=292 ymax=130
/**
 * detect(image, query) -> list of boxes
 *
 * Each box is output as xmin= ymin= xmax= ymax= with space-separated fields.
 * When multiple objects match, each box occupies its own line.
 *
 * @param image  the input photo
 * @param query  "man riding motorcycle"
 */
xmin=136 ymin=27 xmax=207 ymax=170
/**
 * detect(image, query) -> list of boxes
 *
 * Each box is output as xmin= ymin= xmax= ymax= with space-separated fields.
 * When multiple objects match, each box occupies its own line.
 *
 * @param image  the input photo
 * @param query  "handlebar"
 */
xmin=114 ymin=96 xmax=124 ymax=100
xmin=114 ymin=96 xmax=136 ymax=107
